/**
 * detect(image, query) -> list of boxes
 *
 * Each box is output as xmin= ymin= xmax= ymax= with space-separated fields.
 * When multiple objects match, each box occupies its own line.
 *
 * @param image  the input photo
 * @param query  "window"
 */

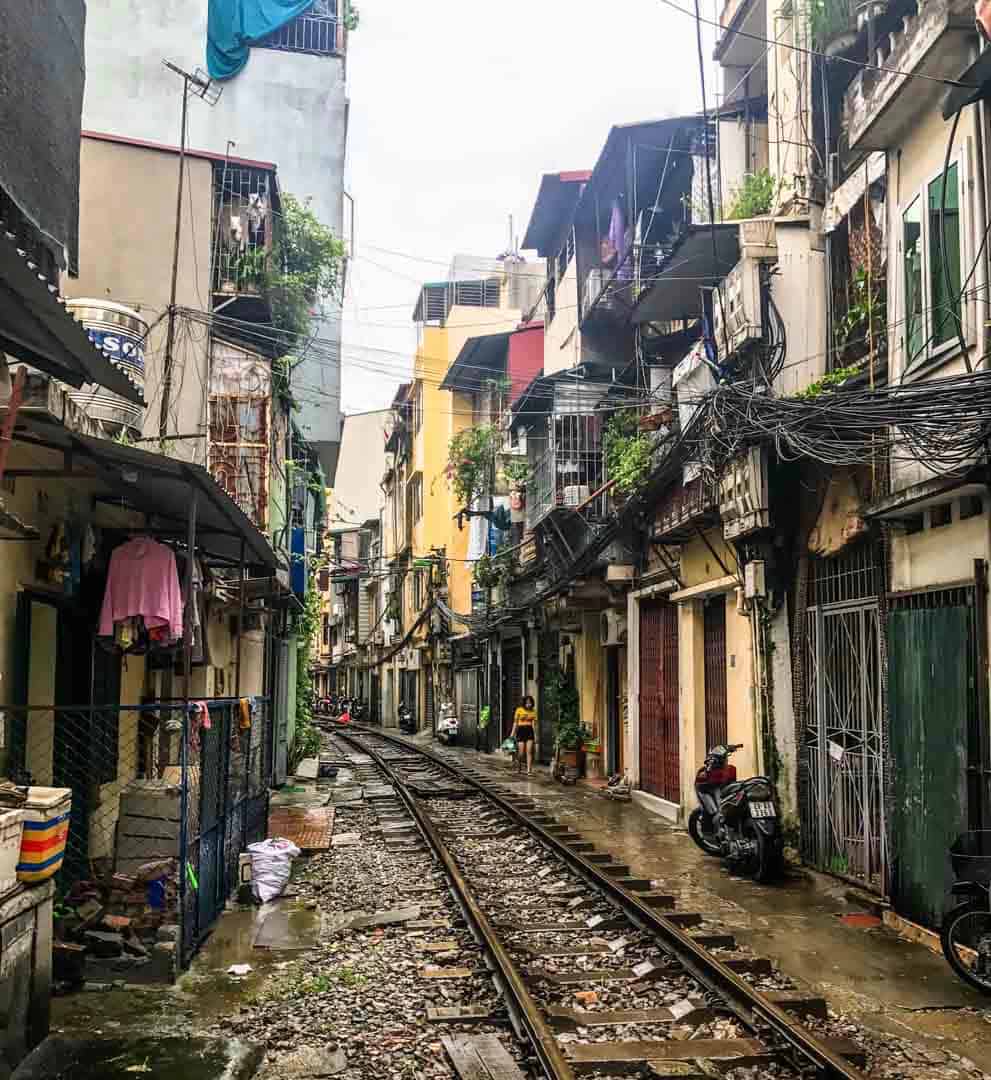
xmin=408 ymin=473 xmax=423 ymax=525
xmin=412 ymin=569 xmax=424 ymax=612
xmin=412 ymin=383 xmax=423 ymax=434
xmin=902 ymin=162 xmax=963 ymax=369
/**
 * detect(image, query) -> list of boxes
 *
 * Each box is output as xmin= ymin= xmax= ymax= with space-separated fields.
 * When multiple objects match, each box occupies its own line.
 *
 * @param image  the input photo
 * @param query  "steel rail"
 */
xmin=334 ymin=729 xmax=576 ymax=1080
xmin=345 ymin=725 xmax=869 ymax=1080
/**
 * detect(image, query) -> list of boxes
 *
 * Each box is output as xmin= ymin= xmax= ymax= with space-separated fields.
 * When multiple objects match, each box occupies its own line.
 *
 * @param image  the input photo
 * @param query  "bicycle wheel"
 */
xmin=941 ymin=902 xmax=991 ymax=993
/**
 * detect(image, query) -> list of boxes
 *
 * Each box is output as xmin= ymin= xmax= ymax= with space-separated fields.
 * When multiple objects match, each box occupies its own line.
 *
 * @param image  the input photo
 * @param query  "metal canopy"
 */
xmin=440 ymin=331 xmax=510 ymax=393
xmin=0 ymin=235 xmax=144 ymax=404
xmin=631 ymin=224 xmax=740 ymax=325
xmin=14 ymin=415 xmax=278 ymax=570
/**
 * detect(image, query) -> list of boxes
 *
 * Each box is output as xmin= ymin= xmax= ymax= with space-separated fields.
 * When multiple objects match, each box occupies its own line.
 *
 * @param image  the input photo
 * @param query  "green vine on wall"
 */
xmin=544 ymin=669 xmax=585 ymax=750
xmin=289 ymin=569 xmax=322 ymax=771
xmin=445 ymin=425 xmax=499 ymax=506
xmin=603 ymin=412 xmax=652 ymax=496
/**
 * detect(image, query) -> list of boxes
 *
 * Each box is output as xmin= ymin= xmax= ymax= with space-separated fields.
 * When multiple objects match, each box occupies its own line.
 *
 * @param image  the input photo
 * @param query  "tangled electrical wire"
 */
xmin=690 ymin=368 xmax=991 ymax=474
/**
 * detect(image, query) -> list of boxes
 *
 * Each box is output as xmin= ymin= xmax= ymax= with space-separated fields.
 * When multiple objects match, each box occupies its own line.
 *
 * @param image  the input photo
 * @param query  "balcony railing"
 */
xmin=526 ymin=443 xmax=608 ymax=530
xmin=653 ymin=474 xmax=719 ymax=541
xmin=580 ymin=243 xmax=669 ymax=324
xmin=257 ymin=1 xmax=344 ymax=56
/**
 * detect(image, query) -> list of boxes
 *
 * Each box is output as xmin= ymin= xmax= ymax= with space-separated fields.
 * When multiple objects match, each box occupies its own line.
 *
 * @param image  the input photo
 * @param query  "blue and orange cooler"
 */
xmin=16 ymin=787 xmax=72 ymax=884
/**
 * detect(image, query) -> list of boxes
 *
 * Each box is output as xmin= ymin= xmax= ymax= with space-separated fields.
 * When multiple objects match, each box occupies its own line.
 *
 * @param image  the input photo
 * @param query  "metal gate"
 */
xmin=456 ymin=667 xmax=480 ymax=746
xmin=425 ymin=667 xmax=435 ymax=735
xmin=802 ymin=543 xmax=886 ymax=891
xmin=640 ymin=600 xmax=680 ymax=803
xmin=502 ymin=640 xmax=523 ymax=738
xmin=703 ymin=597 xmax=728 ymax=748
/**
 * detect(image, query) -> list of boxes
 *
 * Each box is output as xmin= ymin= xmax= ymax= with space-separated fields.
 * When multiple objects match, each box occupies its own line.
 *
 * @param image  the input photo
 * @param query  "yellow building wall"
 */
xmin=673 ymin=532 xmax=758 ymax=810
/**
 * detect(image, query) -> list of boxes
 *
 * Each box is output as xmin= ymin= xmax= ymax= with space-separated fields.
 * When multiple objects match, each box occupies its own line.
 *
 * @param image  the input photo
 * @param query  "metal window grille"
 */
xmin=414 ymin=279 xmax=502 ymax=324
xmin=256 ymin=0 xmax=343 ymax=55
xmin=525 ymin=412 xmax=607 ymax=529
xmin=209 ymin=396 xmax=270 ymax=529
xmin=212 ymin=164 xmax=275 ymax=297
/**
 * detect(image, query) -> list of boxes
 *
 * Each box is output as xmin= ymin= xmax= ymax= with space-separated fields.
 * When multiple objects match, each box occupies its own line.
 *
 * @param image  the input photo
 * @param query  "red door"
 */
xmin=639 ymin=600 xmax=680 ymax=802
xmin=703 ymin=597 xmax=728 ymax=749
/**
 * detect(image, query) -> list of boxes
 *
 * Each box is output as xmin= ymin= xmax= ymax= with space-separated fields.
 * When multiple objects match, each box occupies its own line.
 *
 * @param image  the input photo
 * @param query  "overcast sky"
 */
xmin=339 ymin=0 xmax=711 ymax=413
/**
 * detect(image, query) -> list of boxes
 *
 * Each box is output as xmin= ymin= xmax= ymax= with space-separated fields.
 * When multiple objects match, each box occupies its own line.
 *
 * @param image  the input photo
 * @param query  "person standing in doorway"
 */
xmin=511 ymin=695 xmax=537 ymax=775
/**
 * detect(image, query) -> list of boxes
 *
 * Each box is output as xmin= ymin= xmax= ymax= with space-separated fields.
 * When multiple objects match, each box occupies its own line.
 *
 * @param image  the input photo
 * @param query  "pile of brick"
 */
xmin=53 ymin=858 xmax=181 ymax=987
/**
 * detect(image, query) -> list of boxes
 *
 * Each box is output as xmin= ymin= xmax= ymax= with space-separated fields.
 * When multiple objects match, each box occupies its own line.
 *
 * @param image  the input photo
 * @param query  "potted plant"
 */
xmin=446 ymin=425 xmax=499 ymax=506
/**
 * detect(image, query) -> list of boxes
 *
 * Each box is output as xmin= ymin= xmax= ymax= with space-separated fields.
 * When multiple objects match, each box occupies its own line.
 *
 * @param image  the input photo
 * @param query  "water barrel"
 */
xmin=64 ymin=299 xmax=147 ymax=438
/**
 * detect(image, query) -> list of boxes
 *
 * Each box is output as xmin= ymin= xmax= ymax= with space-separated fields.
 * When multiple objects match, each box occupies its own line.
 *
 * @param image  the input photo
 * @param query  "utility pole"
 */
xmin=159 ymin=61 xmax=222 ymax=440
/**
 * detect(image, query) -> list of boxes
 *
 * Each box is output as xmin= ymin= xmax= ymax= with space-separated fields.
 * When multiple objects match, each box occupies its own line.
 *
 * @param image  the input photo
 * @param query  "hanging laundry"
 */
xmin=98 ymin=537 xmax=183 ymax=641
xmin=609 ymin=200 xmax=629 ymax=270
xmin=189 ymin=701 xmax=212 ymax=752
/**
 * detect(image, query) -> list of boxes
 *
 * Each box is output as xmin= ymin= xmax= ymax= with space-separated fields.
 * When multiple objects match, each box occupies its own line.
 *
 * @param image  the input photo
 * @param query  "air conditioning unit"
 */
xmin=600 ymin=609 xmax=628 ymax=647
xmin=371 ymin=630 xmax=384 ymax=645
xmin=562 ymin=484 xmax=591 ymax=507
xmin=720 ymin=447 xmax=770 ymax=540
xmin=711 ymin=257 xmax=763 ymax=362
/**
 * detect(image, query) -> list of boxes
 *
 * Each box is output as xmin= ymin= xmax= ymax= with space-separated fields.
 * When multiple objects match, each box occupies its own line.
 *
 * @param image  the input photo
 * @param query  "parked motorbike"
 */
xmin=941 ymin=831 xmax=991 ymax=993
xmin=398 ymin=701 xmax=416 ymax=735
xmin=350 ymin=698 xmax=366 ymax=722
xmin=688 ymin=742 xmax=783 ymax=883
xmin=436 ymin=702 xmax=459 ymax=745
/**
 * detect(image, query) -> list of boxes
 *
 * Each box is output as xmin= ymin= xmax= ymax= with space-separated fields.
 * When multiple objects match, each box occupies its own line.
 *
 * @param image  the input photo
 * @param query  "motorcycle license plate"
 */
xmin=750 ymin=801 xmax=776 ymax=818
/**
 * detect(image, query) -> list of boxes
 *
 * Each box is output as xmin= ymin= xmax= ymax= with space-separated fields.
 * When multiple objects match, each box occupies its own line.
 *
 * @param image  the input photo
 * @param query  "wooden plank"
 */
xmin=522 ymin=943 xmax=610 ymax=958
xmin=547 ymin=1004 xmax=716 ymax=1031
xmin=427 ymin=1006 xmax=503 ymax=1024
xmin=420 ymin=966 xmax=477 ymax=979
xmin=440 ymin=1036 xmax=489 ymax=1080
xmin=472 ymin=1033 xmax=527 ymax=1080
xmin=568 ymin=1038 xmax=767 ymax=1066
xmin=526 ymin=967 xmax=636 ymax=985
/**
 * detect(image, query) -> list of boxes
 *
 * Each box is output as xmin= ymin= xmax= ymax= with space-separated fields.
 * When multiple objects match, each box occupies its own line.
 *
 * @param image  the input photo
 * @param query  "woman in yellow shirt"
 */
xmin=511 ymin=695 xmax=537 ymax=775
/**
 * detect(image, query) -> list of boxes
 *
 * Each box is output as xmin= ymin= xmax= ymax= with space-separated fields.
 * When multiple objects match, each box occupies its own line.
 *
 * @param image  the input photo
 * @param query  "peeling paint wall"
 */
xmin=80 ymin=0 xmax=348 ymax=476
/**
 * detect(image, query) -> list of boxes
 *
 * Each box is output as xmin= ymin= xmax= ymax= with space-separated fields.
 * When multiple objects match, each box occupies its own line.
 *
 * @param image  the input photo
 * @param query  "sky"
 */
xmin=338 ymin=0 xmax=713 ymax=414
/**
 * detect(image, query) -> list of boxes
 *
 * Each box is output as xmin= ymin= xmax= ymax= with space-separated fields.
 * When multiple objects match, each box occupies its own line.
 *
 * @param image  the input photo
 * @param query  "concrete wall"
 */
xmin=80 ymin=0 xmax=347 ymax=476
xmin=544 ymin=259 xmax=582 ymax=374
xmin=885 ymin=102 xmax=982 ymax=492
xmin=890 ymin=498 xmax=991 ymax=592
xmin=327 ymin=411 xmax=388 ymax=530
xmin=771 ymin=220 xmax=828 ymax=398
xmin=67 ymin=137 xmax=215 ymax=462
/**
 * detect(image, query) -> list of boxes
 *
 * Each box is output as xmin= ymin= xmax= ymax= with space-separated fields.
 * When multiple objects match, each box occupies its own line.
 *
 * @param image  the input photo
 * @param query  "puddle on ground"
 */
xmin=14 ymin=1035 xmax=260 ymax=1080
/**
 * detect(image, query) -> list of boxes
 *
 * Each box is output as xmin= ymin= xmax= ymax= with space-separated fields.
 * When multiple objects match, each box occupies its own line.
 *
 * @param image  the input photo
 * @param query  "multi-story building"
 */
xmin=373 ymin=258 xmax=544 ymax=732
xmin=79 ymin=0 xmax=349 ymax=479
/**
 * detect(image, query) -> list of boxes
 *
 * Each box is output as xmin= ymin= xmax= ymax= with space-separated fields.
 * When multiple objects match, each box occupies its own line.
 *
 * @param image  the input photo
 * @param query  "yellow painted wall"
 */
xmin=90 ymin=655 xmax=145 ymax=860
xmin=673 ymin=534 xmax=758 ymax=810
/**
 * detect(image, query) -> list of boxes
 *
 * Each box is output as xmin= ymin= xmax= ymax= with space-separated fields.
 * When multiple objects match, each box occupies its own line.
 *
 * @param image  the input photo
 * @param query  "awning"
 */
xmin=440 ymin=331 xmax=510 ymax=393
xmin=942 ymin=49 xmax=991 ymax=118
xmin=14 ymin=414 xmax=278 ymax=570
xmin=0 ymin=233 xmax=143 ymax=404
xmin=631 ymin=224 xmax=740 ymax=325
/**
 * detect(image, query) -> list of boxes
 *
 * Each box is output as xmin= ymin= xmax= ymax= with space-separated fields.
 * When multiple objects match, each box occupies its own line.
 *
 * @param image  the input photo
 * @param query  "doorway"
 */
xmin=639 ymin=599 xmax=679 ymax=803
xmin=703 ymin=596 xmax=728 ymax=749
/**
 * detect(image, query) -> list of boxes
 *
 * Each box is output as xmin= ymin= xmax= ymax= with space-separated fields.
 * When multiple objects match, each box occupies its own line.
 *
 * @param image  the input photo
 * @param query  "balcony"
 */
xmin=843 ymin=0 xmax=974 ymax=152
xmin=580 ymin=243 xmax=670 ymax=326
xmin=526 ymin=438 xmax=608 ymax=530
xmin=652 ymin=474 xmax=720 ymax=542
xmin=257 ymin=0 xmax=345 ymax=56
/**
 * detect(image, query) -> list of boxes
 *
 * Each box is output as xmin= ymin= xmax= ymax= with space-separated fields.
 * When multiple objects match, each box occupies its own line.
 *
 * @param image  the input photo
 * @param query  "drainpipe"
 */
xmin=973 ymin=40 xmax=990 ymax=369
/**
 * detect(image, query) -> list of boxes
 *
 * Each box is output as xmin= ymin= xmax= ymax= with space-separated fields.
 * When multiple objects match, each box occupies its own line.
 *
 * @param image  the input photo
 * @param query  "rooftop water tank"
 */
xmin=64 ymin=299 xmax=147 ymax=438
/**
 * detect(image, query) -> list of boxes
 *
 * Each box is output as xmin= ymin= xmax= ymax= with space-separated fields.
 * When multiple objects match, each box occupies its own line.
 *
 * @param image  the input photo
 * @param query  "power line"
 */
xmin=654 ymin=0 xmax=979 ymax=88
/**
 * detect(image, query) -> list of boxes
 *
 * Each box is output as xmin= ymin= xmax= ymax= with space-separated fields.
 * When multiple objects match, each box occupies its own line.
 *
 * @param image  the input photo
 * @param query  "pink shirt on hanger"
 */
xmin=98 ymin=537 xmax=184 ymax=640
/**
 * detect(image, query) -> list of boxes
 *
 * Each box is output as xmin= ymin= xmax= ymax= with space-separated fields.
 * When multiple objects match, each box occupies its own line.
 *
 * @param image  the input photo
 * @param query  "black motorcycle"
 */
xmin=398 ymin=701 xmax=415 ymax=735
xmin=350 ymin=698 xmax=366 ymax=722
xmin=689 ymin=742 xmax=783 ymax=883
xmin=941 ymin=831 xmax=991 ymax=993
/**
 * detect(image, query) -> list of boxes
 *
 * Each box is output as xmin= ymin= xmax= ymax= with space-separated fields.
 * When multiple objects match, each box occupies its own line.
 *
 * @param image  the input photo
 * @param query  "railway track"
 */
xmin=327 ymin=723 xmax=870 ymax=1080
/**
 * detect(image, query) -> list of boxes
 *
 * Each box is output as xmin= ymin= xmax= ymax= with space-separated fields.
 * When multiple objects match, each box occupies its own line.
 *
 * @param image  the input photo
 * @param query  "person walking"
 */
xmin=511 ymin=695 xmax=537 ymax=775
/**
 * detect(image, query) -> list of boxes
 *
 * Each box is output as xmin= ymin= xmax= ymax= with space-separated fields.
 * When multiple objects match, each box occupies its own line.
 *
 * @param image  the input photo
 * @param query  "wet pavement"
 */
xmin=431 ymin=736 xmax=991 ymax=1069
xmin=44 ymin=737 xmax=991 ymax=1078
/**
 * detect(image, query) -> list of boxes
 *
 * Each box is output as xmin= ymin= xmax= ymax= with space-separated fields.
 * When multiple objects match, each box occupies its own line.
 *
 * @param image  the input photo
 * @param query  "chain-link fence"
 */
xmin=7 ymin=697 xmax=270 ymax=977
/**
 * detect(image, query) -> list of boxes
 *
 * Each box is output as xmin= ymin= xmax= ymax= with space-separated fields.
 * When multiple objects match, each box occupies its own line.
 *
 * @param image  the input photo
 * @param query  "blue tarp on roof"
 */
xmin=207 ymin=0 xmax=314 ymax=80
